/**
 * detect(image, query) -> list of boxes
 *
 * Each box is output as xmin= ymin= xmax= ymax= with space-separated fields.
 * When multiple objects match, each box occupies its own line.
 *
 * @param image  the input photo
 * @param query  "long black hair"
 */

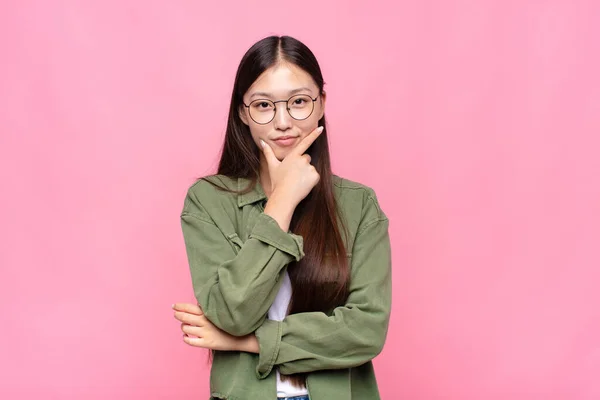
xmin=207 ymin=36 xmax=350 ymax=388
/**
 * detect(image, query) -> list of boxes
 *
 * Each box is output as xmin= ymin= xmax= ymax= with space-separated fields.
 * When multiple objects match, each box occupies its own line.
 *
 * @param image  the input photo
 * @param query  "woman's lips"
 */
xmin=272 ymin=136 xmax=298 ymax=147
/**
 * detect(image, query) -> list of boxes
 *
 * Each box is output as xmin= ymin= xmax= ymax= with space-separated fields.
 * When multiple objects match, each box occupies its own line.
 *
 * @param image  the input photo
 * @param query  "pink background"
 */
xmin=1 ymin=1 xmax=599 ymax=399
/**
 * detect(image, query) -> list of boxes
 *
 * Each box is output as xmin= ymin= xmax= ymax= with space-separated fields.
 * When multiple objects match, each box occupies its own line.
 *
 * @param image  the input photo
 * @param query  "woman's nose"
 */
xmin=273 ymin=103 xmax=293 ymax=130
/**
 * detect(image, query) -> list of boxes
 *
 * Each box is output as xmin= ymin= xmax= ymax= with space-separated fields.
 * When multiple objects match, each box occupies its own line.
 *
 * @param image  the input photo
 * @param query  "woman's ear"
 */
xmin=239 ymin=105 xmax=249 ymax=126
xmin=318 ymin=90 xmax=327 ymax=119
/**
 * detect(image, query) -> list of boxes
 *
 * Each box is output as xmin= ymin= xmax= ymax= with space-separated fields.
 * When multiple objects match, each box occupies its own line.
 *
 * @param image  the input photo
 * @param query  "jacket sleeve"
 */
xmin=253 ymin=196 xmax=392 ymax=377
xmin=180 ymin=186 xmax=305 ymax=337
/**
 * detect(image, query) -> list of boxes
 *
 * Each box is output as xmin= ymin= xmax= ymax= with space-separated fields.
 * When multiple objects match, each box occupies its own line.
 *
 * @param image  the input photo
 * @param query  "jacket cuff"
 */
xmin=254 ymin=319 xmax=282 ymax=379
xmin=248 ymin=213 xmax=305 ymax=262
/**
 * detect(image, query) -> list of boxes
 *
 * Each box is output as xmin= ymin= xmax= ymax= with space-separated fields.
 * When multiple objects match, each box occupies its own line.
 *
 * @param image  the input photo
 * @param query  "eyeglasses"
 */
xmin=242 ymin=94 xmax=320 ymax=125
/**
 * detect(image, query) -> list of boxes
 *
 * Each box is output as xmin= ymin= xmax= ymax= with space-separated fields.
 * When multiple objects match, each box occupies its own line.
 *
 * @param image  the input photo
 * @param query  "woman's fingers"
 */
xmin=173 ymin=303 xmax=214 ymax=348
xmin=182 ymin=334 xmax=205 ymax=347
xmin=174 ymin=310 xmax=207 ymax=326
xmin=291 ymin=126 xmax=323 ymax=157
xmin=172 ymin=302 xmax=203 ymax=315
xmin=181 ymin=322 xmax=202 ymax=337
xmin=260 ymin=139 xmax=279 ymax=168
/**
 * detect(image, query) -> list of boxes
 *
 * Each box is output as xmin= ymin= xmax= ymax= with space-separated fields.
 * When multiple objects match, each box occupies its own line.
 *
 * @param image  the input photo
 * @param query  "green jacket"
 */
xmin=180 ymin=174 xmax=392 ymax=400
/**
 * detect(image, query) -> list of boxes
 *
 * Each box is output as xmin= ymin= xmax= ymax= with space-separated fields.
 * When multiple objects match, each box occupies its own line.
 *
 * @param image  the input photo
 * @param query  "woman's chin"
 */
xmin=274 ymin=149 xmax=292 ymax=161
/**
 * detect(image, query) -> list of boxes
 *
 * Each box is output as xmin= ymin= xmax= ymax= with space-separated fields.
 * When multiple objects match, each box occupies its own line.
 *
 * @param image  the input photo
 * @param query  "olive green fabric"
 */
xmin=180 ymin=174 xmax=392 ymax=400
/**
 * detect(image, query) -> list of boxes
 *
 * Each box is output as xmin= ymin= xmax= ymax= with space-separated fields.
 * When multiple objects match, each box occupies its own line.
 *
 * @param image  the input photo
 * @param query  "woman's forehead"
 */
xmin=247 ymin=64 xmax=317 ymax=99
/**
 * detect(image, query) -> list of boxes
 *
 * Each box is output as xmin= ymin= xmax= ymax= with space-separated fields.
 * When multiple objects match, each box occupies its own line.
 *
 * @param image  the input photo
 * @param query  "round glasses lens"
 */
xmin=287 ymin=95 xmax=314 ymax=120
xmin=249 ymin=99 xmax=275 ymax=124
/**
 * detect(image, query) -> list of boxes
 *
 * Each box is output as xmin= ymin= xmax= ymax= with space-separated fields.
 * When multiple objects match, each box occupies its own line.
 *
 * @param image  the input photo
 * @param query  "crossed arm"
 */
xmin=175 ymin=189 xmax=392 ymax=375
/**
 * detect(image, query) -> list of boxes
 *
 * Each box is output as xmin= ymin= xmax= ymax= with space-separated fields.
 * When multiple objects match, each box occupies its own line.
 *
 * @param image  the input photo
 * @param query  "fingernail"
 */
xmin=317 ymin=126 xmax=324 ymax=133
xmin=260 ymin=139 xmax=266 ymax=147
xmin=171 ymin=304 xmax=175 ymax=309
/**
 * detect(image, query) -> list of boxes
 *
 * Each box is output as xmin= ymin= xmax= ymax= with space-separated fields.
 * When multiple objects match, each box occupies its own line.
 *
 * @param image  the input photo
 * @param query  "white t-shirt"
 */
xmin=267 ymin=270 xmax=309 ymax=397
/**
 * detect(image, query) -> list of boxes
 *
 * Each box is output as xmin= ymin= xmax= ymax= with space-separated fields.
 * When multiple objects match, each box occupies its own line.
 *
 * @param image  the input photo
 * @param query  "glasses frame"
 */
xmin=242 ymin=94 xmax=321 ymax=125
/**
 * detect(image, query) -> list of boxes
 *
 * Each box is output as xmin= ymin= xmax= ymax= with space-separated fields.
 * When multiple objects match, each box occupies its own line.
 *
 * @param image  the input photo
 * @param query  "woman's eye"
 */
xmin=290 ymin=98 xmax=309 ymax=108
xmin=251 ymin=101 xmax=272 ymax=112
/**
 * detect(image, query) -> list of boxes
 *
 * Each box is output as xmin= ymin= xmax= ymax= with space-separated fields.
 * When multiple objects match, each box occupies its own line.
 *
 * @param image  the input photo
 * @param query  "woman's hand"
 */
xmin=260 ymin=126 xmax=323 ymax=208
xmin=172 ymin=303 xmax=248 ymax=351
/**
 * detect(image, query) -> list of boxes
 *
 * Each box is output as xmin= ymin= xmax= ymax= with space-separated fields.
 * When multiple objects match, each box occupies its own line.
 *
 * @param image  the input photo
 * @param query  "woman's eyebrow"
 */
xmin=249 ymin=87 xmax=313 ymax=100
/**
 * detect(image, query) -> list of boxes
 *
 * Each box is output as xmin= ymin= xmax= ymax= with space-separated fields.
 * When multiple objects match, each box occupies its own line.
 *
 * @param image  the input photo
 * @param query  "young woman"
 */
xmin=172 ymin=35 xmax=392 ymax=400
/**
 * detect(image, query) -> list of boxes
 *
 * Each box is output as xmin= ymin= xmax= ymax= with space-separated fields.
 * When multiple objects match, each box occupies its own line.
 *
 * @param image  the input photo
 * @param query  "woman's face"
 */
xmin=239 ymin=63 xmax=326 ymax=161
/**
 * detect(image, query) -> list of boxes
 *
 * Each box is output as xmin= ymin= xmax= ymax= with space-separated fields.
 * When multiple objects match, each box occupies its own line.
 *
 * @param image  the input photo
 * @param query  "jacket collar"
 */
xmin=237 ymin=176 xmax=267 ymax=208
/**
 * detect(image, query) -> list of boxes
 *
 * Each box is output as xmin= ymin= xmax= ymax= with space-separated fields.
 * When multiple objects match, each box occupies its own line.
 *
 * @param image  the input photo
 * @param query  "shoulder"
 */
xmin=332 ymin=174 xmax=377 ymax=197
xmin=332 ymin=174 xmax=388 ymax=224
xmin=187 ymin=174 xmax=238 ymax=195
xmin=182 ymin=174 xmax=238 ymax=216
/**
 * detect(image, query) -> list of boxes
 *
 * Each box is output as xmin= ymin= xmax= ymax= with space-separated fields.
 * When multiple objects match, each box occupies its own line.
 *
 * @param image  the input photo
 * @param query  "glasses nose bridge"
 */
xmin=271 ymin=99 xmax=292 ymax=123
xmin=272 ymin=99 xmax=290 ymax=110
